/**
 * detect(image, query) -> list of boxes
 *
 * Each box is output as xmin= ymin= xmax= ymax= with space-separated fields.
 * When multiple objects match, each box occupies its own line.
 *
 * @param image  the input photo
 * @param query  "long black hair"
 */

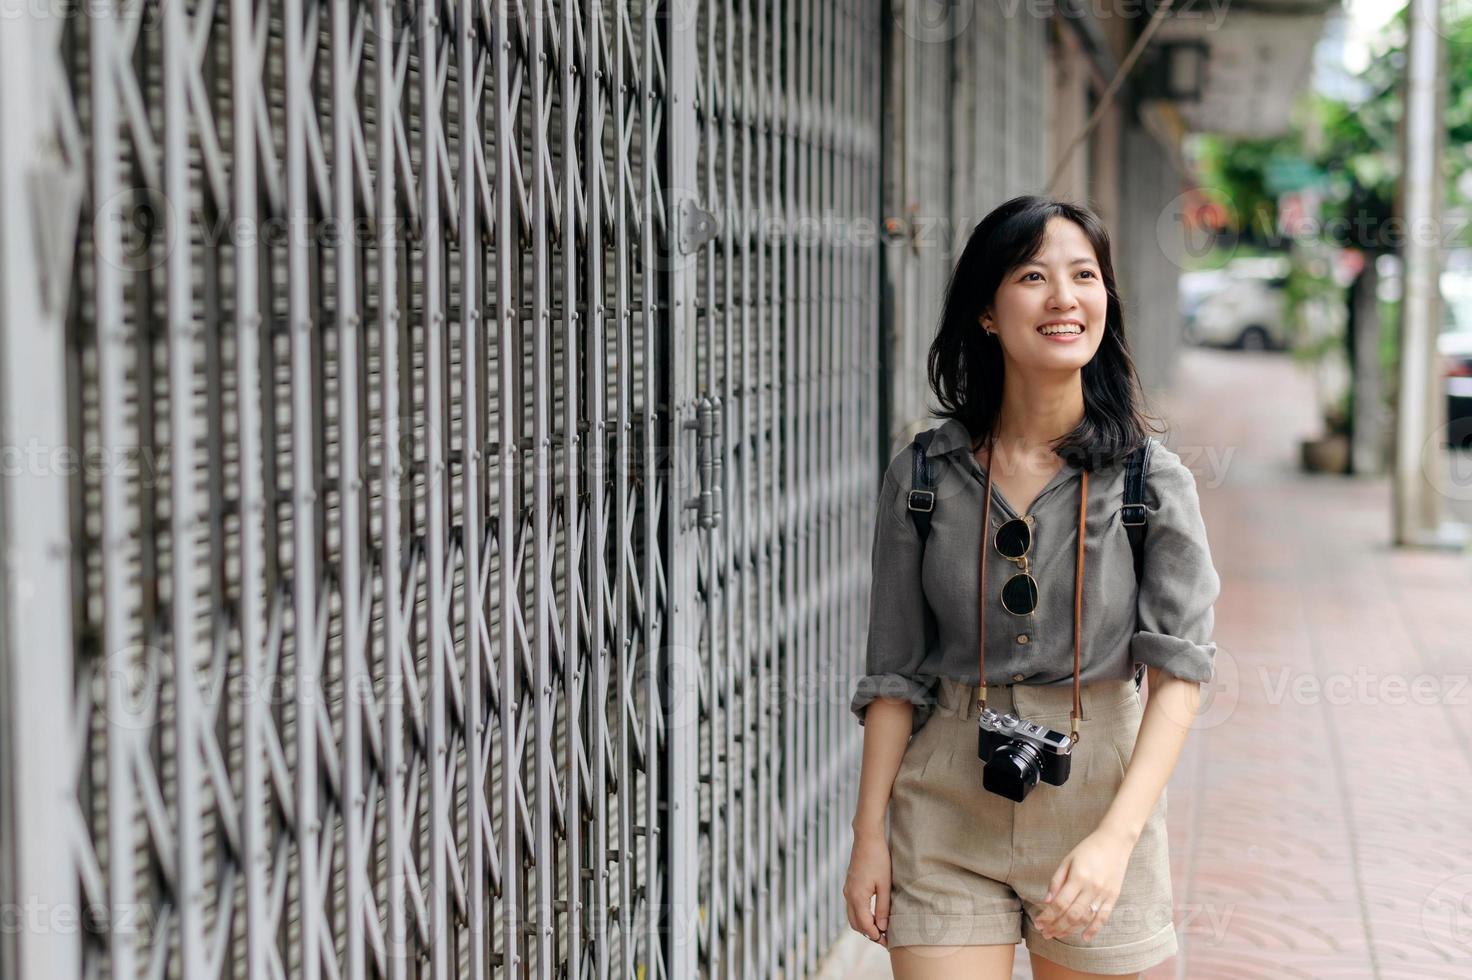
xmin=926 ymin=194 xmax=1164 ymax=472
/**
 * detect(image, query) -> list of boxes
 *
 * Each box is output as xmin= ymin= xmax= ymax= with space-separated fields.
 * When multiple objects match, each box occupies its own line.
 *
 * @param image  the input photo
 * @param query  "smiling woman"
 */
xmin=928 ymin=197 xmax=1157 ymax=473
xmin=845 ymin=196 xmax=1218 ymax=980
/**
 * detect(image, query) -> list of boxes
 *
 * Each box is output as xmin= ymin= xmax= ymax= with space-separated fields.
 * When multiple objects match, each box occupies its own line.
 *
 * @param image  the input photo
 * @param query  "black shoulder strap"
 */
xmin=1122 ymin=437 xmax=1155 ymax=690
xmin=1122 ymin=437 xmax=1154 ymax=582
xmin=907 ymin=430 xmax=938 ymax=543
xmin=907 ymin=429 xmax=941 ymax=650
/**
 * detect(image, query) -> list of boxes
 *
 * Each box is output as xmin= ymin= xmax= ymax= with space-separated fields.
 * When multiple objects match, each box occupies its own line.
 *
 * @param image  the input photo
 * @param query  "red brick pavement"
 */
xmin=1151 ymin=350 xmax=1472 ymax=980
xmin=823 ymin=348 xmax=1472 ymax=979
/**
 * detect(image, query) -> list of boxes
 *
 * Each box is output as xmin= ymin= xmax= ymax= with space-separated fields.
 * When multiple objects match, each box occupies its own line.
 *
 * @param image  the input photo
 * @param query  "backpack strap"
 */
xmin=1122 ymin=437 xmax=1156 ymax=690
xmin=1122 ymin=436 xmax=1154 ymax=581
xmin=907 ymin=429 xmax=938 ymax=543
xmin=906 ymin=429 xmax=941 ymax=651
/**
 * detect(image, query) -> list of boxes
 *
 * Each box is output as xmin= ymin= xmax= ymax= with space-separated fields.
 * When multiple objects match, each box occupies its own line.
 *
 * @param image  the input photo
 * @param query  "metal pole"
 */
xmin=0 ymin=11 xmax=81 ymax=980
xmin=1393 ymin=0 xmax=1463 ymax=548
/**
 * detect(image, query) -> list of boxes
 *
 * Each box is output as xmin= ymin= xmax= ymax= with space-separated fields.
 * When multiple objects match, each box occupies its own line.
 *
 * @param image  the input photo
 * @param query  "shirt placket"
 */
xmin=956 ymin=452 xmax=1077 ymax=684
xmin=994 ymin=507 xmax=1039 ymax=682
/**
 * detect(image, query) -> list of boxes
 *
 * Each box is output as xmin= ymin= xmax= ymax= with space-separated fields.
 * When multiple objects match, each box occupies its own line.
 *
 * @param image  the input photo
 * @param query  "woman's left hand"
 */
xmin=1032 ymin=824 xmax=1136 ymax=941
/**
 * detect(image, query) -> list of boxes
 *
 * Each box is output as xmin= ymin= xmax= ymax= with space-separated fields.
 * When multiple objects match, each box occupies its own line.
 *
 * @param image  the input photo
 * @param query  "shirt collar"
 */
xmin=922 ymin=417 xmax=1086 ymax=484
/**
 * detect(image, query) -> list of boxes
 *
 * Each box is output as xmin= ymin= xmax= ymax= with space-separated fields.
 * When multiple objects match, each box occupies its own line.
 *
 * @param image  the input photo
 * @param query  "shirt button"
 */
xmin=1011 ymin=673 xmax=1025 ymax=682
xmin=1016 ymin=633 xmax=1030 ymax=644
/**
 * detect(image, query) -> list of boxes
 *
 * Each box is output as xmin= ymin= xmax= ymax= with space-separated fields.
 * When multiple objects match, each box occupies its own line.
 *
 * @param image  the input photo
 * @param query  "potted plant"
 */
xmin=1301 ymin=392 xmax=1352 ymax=473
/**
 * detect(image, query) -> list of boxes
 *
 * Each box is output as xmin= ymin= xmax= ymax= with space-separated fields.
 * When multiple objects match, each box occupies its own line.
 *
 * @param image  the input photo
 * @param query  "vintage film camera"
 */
xmin=976 ymin=707 xmax=1074 ymax=802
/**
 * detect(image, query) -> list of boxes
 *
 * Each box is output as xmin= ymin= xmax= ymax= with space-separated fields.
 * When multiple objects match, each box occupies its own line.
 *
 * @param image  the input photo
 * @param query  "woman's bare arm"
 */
xmin=844 ymin=697 xmax=915 ymax=945
xmin=850 ymin=698 xmax=915 ymax=835
xmin=1097 ymin=666 xmax=1199 ymax=843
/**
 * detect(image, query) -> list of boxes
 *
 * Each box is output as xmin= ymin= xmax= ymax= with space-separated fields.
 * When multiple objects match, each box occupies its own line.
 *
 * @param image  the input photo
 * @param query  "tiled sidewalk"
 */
xmin=822 ymin=348 xmax=1472 ymax=979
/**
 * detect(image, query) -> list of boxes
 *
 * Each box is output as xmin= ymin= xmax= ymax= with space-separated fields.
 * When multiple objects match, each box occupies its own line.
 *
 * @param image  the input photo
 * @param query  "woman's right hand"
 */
xmin=843 ymin=826 xmax=892 ymax=946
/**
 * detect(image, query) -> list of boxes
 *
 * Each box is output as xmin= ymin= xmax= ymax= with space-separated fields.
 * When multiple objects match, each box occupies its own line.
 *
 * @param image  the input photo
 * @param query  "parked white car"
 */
xmin=1183 ymin=261 xmax=1290 ymax=351
xmin=1179 ymin=268 xmax=1231 ymax=324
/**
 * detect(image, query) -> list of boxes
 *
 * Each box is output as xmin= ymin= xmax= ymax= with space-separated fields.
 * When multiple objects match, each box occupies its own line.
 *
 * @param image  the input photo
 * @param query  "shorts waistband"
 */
xmin=934 ymin=675 xmax=1140 ymax=723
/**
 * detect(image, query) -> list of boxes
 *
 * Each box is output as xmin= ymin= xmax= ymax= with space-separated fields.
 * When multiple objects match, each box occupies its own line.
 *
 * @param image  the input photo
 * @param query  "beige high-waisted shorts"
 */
xmin=886 ymin=676 xmax=1177 ymax=974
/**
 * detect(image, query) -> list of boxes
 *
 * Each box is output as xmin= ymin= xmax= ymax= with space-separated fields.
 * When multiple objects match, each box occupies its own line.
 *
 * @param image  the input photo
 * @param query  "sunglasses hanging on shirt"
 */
xmin=994 ymin=514 xmax=1039 ymax=615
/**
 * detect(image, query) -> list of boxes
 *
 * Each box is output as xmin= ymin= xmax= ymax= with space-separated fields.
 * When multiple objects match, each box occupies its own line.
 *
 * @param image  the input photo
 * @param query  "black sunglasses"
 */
xmin=994 ymin=515 xmax=1038 ymax=615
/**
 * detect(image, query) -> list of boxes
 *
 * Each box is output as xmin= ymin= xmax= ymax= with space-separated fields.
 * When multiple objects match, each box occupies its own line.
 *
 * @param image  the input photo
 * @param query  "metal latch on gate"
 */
xmin=677 ymin=199 xmax=718 ymax=255
xmin=683 ymin=396 xmax=723 ymax=529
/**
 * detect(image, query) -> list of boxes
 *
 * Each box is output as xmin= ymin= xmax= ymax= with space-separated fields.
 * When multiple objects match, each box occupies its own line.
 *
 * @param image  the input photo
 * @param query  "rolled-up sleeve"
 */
xmin=1130 ymin=444 xmax=1222 ymax=683
xmin=851 ymin=452 xmax=940 ymax=735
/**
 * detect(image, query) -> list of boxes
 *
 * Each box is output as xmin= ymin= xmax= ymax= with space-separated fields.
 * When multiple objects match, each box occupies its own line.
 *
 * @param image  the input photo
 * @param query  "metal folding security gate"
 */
xmin=0 ymin=0 xmax=881 ymax=978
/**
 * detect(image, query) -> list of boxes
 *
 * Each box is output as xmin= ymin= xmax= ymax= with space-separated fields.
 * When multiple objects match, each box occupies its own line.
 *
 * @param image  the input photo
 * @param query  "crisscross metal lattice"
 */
xmin=1 ymin=0 xmax=888 ymax=977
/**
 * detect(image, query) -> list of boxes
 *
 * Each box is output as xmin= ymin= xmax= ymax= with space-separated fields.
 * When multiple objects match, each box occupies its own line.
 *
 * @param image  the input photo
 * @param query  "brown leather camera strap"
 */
xmin=976 ymin=434 xmax=1088 ymax=741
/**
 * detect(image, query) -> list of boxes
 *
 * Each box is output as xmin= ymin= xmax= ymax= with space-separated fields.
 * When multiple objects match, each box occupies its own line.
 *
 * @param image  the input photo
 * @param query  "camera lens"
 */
xmin=983 ymin=741 xmax=1043 ymax=802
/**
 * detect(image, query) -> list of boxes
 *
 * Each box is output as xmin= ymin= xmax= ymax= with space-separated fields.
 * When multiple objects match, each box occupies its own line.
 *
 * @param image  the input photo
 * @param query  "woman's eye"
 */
xmin=1023 ymin=270 xmax=1096 ymax=281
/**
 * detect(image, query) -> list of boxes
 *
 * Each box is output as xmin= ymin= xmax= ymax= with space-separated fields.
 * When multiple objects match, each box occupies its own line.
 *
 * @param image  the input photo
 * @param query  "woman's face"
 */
xmin=980 ymin=216 xmax=1107 ymax=373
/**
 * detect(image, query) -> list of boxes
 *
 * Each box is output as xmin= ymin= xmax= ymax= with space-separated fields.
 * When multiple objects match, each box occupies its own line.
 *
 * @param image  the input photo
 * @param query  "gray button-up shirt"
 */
xmin=850 ymin=417 xmax=1221 ymax=735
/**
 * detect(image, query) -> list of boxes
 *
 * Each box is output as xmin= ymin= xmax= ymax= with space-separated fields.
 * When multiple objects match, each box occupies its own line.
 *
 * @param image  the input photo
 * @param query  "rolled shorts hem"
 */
xmin=884 ymin=911 xmax=1021 ymax=948
xmin=1022 ymin=918 xmax=1178 ymax=974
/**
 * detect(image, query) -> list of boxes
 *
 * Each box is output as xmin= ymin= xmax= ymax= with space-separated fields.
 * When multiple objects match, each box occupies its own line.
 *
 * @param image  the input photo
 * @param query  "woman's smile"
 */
xmin=1037 ymin=319 xmax=1087 ymax=342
